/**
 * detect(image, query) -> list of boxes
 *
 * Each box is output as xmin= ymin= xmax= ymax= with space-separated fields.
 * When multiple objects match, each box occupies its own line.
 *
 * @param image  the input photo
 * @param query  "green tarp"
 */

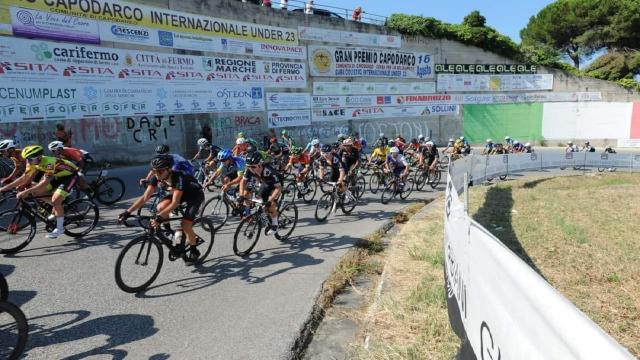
xmin=463 ymin=103 xmax=543 ymax=143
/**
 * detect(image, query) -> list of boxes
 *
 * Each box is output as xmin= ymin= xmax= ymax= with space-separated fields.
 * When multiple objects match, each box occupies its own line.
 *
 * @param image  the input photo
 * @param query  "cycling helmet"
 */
xmin=197 ymin=138 xmax=209 ymax=147
xmin=379 ymin=132 xmax=385 ymax=138
xmin=150 ymin=154 xmax=174 ymax=169
xmin=448 ymin=138 xmax=454 ymax=142
xmin=567 ymin=141 xmax=573 ymax=145
xmin=505 ymin=136 xmax=511 ymax=140
xmin=337 ymin=134 xmax=347 ymax=141
xmin=389 ymin=147 xmax=400 ymax=154
xmin=236 ymin=138 xmax=247 ymax=145
xmin=311 ymin=139 xmax=320 ymax=146
xmin=321 ymin=144 xmax=332 ymax=153
xmin=237 ymin=132 xmax=245 ymax=138
xmin=290 ymin=147 xmax=302 ymax=156
xmin=343 ymin=138 xmax=353 ymax=146
xmin=387 ymin=140 xmax=395 ymax=146
xmin=22 ymin=145 xmax=44 ymax=159
xmin=0 ymin=140 xmax=16 ymax=151
xmin=217 ymin=149 xmax=232 ymax=161
xmin=459 ymin=136 xmax=465 ymax=140
xmin=281 ymin=129 xmax=288 ymax=135
xmin=155 ymin=144 xmax=170 ymax=154
xmin=486 ymin=138 xmax=493 ymax=143
xmin=418 ymin=134 xmax=425 ymax=140
xmin=525 ymin=143 xmax=531 ymax=147
xmin=247 ymin=145 xmax=257 ymax=154
xmin=48 ymin=141 xmax=64 ymax=151
xmin=245 ymin=152 xmax=262 ymax=165
xmin=426 ymin=141 xmax=434 ymax=146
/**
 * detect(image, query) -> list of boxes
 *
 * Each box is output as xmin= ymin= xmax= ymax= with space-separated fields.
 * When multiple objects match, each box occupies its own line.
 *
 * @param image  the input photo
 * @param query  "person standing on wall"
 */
xmin=352 ymin=7 xmax=363 ymax=21
xmin=305 ymin=0 xmax=314 ymax=14
xmin=55 ymin=123 xmax=72 ymax=147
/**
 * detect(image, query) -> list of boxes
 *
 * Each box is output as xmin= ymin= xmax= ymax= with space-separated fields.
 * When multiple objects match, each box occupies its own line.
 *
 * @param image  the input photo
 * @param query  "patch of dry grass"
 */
xmin=468 ymin=173 xmax=640 ymax=356
xmin=352 ymin=198 xmax=459 ymax=359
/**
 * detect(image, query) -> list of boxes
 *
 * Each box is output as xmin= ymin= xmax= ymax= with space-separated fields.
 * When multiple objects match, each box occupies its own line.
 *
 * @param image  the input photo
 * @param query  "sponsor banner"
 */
xmin=437 ymin=74 xmax=554 ymax=92
xmin=459 ymin=92 xmax=602 ymax=104
xmin=268 ymin=109 xmax=311 ymax=128
xmin=313 ymin=81 xmax=435 ymax=95
xmin=0 ymin=0 xmax=298 ymax=45
xmin=435 ymin=63 xmax=538 ymax=74
xmin=308 ymin=45 xmax=433 ymax=79
xmin=617 ymin=139 xmax=640 ymax=148
xmin=0 ymin=37 xmax=306 ymax=88
xmin=10 ymin=7 xmax=100 ymax=44
xmin=311 ymin=104 xmax=457 ymax=122
xmin=266 ymin=92 xmax=310 ymax=110
xmin=312 ymin=94 xmax=454 ymax=108
xmin=298 ymin=26 xmax=401 ymax=48
xmin=0 ymin=81 xmax=264 ymax=122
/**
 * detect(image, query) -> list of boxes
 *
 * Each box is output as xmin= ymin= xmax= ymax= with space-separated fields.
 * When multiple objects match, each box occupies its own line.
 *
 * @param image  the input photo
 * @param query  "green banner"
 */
xmin=463 ymin=103 xmax=543 ymax=143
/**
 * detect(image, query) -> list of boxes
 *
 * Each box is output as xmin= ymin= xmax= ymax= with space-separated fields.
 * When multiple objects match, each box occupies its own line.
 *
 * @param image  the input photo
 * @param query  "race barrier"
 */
xmin=444 ymin=152 xmax=636 ymax=359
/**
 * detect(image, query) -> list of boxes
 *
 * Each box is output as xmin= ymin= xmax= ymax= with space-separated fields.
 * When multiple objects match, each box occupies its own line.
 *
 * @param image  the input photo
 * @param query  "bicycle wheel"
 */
xmin=381 ymin=183 xmax=395 ymax=205
xmin=301 ymin=178 xmax=318 ymax=203
xmin=499 ymin=174 xmax=508 ymax=181
xmin=369 ymin=173 xmax=381 ymax=194
xmin=281 ymin=182 xmax=297 ymax=206
xmin=233 ymin=214 xmax=262 ymax=257
xmin=429 ymin=170 xmax=442 ymax=189
xmin=340 ymin=192 xmax=357 ymax=215
xmin=400 ymin=179 xmax=414 ymax=200
xmin=415 ymin=170 xmax=427 ymax=191
xmin=63 ymin=199 xmax=99 ymax=238
xmin=314 ymin=192 xmax=334 ymax=222
xmin=275 ymin=203 xmax=298 ymax=241
xmin=114 ymin=235 xmax=163 ymax=293
xmin=199 ymin=195 xmax=229 ymax=231
xmin=353 ymin=176 xmax=366 ymax=200
xmin=0 ymin=301 xmax=29 ymax=360
xmin=0 ymin=209 xmax=36 ymax=255
xmin=191 ymin=218 xmax=215 ymax=263
xmin=0 ymin=274 xmax=7 ymax=302
xmin=94 ymin=177 xmax=125 ymax=205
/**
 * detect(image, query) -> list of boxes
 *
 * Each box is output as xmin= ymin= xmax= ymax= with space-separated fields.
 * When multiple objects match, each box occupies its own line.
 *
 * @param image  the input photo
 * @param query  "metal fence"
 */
xmin=245 ymin=0 xmax=388 ymax=25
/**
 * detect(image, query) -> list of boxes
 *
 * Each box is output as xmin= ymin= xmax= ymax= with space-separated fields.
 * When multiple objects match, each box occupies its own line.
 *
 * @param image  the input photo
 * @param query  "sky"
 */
xmin=299 ymin=0 xmax=556 ymax=43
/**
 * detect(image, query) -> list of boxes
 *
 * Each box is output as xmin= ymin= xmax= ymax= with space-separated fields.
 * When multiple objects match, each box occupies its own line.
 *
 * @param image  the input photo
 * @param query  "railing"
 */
xmin=242 ymin=0 xmax=388 ymax=26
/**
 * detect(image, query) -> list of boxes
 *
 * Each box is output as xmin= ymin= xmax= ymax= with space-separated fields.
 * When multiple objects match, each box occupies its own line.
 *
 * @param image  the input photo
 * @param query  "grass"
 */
xmin=468 ymin=173 xmax=640 ymax=356
xmin=351 ymin=198 xmax=459 ymax=360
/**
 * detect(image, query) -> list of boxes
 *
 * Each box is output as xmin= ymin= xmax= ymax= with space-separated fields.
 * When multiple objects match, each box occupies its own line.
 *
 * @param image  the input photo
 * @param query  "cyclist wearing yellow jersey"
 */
xmin=0 ymin=145 xmax=79 ymax=239
xmin=0 ymin=140 xmax=25 ymax=185
xmin=368 ymin=142 xmax=389 ymax=166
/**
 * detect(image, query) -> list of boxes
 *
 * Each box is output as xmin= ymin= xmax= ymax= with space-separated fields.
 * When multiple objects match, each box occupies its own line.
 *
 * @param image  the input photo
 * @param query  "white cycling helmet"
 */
xmin=426 ymin=141 xmax=434 ymax=146
xmin=486 ymin=138 xmax=493 ymax=143
xmin=48 ymin=141 xmax=64 ymax=151
xmin=459 ymin=136 xmax=465 ymax=140
xmin=448 ymin=138 xmax=454 ymax=142
xmin=418 ymin=134 xmax=425 ymax=140
xmin=505 ymin=136 xmax=511 ymax=140
xmin=311 ymin=139 xmax=320 ymax=146
xmin=389 ymin=147 xmax=400 ymax=154
xmin=567 ymin=141 xmax=573 ymax=145
xmin=379 ymin=133 xmax=385 ymax=138
xmin=197 ymin=138 xmax=209 ymax=147
xmin=0 ymin=139 xmax=16 ymax=151
xmin=525 ymin=142 xmax=531 ymax=147
xmin=236 ymin=138 xmax=246 ymax=145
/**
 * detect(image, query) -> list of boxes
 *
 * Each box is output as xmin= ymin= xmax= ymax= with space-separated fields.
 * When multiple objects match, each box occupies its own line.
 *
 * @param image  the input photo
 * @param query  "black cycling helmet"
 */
xmin=150 ymin=154 xmax=174 ymax=169
xmin=246 ymin=152 xmax=262 ymax=165
xmin=155 ymin=144 xmax=170 ymax=154
xmin=246 ymin=145 xmax=257 ymax=154
xmin=321 ymin=144 xmax=332 ymax=153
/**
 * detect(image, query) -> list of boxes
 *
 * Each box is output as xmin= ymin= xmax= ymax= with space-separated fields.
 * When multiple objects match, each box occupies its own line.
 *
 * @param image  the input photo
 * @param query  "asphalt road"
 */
xmin=1 ymin=164 xmax=443 ymax=359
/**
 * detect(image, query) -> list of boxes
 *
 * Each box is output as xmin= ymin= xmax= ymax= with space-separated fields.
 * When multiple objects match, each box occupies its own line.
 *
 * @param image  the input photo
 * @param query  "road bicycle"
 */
xmin=233 ymin=196 xmax=298 ymax=257
xmin=414 ymin=164 xmax=442 ymax=191
xmin=0 ymin=273 xmax=29 ymax=360
xmin=77 ymin=162 xmax=125 ymax=205
xmin=347 ymin=169 xmax=366 ymax=200
xmin=381 ymin=173 xmax=414 ymax=204
xmin=314 ymin=181 xmax=358 ymax=222
xmin=192 ymin=160 xmax=220 ymax=191
xmin=368 ymin=164 xmax=388 ymax=194
xmin=0 ymin=194 xmax=99 ymax=254
xmin=115 ymin=216 xmax=215 ymax=293
xmin=281 ymin=175 xmax=318 ymax=205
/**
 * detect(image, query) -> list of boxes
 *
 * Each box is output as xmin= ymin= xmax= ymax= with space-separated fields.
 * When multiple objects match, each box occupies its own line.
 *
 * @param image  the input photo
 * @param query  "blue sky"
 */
xmin=300 ymin=0 xmax=556 ymax=43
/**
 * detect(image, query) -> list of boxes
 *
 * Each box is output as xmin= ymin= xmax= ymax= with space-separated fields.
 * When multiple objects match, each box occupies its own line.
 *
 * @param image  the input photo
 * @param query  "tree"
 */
xmin=463 ymin=10 xmax=486 ymax=28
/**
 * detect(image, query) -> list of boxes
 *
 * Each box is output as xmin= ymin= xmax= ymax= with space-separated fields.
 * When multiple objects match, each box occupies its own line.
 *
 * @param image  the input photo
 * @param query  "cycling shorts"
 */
xmin=46 ymin=175 xmax=78 ymax=198
xmin=160 ymin=192 xmax=204 ymax=221
xmin=258 ymin=182 xmax=278 ymax=204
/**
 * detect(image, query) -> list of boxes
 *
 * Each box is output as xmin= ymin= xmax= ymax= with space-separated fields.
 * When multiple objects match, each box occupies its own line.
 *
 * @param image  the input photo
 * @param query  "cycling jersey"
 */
xmin=170 ymin=153 xmax=194 ymax=176
xmin=197 ymin=144 xmax=221 ymax=159
xmin=60 ymin=147 xmax=83 ymax=163
xmin=256 ymin=150 xmax=274 ymax=164
xmin=371 ymin=147 xmax=388 ymax=160
xmin=421 ymin=145 xmax=439 ymax=165
xmin=339 ymin=148 xmax=360 ymax=170
xmin=243 ymin=164 xmax=282 ymax=203
xmin=148 ymin=171 xmax=204 ymax=221
xmin=215 ymin=156 xmax=246 ymax=179
xmin=484 ymin=144 xmax=494 ymax=153
xmin=25 ymin=156 xmax=78 ymax=179
xmin=386 ymin=154 xmax=408 ymax=171
xmin=288 ymin=153 xmax=311 ymax=167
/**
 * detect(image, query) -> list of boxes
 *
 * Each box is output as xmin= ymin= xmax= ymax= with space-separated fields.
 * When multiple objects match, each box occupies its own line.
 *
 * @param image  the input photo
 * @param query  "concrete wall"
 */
xmin=3 ymin=0 xmax=639 ymax=161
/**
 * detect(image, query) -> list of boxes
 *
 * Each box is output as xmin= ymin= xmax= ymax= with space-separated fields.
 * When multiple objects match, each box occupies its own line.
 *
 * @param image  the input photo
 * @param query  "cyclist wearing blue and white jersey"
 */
xmin=384 ymin=147 xmax=409 ymax=183
xmin=211 ymin=150 xmax=246 ymax=193
xmin=305 ymin=139 xmax=322 ymax=161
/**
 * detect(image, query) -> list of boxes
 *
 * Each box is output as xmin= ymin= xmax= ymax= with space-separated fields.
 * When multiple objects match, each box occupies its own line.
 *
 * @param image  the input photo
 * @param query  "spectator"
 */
xmin=201 ymin=124 xmax=212 ymax=144
xmin=305 ymin=0 xmax=313 ymax=14
xmin=352 ymin=6 xmax=363 ymax=21
xmin=280 ymin=0 xmax=287 ymax=10
xmin=54 ymin=123 xmax=72 ymax=147
xmin=261 ymin=0 xmax=272 ymax=7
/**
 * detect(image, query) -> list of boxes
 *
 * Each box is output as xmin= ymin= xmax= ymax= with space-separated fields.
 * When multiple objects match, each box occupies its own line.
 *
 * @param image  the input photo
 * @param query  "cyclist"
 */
xmin=418 ymin=141 xmax=439 ymax=176
xmin=233 ymin=138 xmax=250 ymax=157
xmin=384 ymin=147 xmax=409 ymax=186
xmin=205 ymin=149 xmax=245 ymax=194
xmin=281 ymin=129 xmax=295 ymax=149
xmin=339 ymin=138 xmax=360 ymax=188
xmin=305 ymin=139 xmax=322 ymax=160
xmin=333 ymin=134 xmax=347 ymax=151
xmin=48 ymin=141 xmax=94 ymax=192
xmin=523 ymin=143 xmax=534 ymax=153
xmin=583 ymin=141 xmax=596 ymax=152
xmin=239 ymin=152 xmax=282 ymax=235
xmin=140 ymin=145 xmax=194 ymax=185
xmin=566 ymin=141 xmax=579 ymax=153
xmin=318 ymin=144 xmax=352 ymax=198
xmin=285 ymin=147 xmax=312 ymax=195
xmin=512 ymin=141 xmax=524 ymax=153
xmin=408 ymin=138 xmax=421 ymax=153
xmin=417 ymin=134 xmax=426 ymax=145
xmin=443 ymin=138 xmax=455 ymax=154
xmin=192 ymin=138 xmax=221 ymax=162
xmin=376 ymin=133 xmax=389 ymax=148
xmin=483 ymin=139 xmax=494 ymax=155
xmin=394 ymin=134 xmax=407 ymax=154
xmin=504 ymin=136 xmax=514 ymax=148
xmin=0 ymin=140 xmax=24 ymax=185
xmin=604 ymin=145 xmax=616 ymax=154
xmin=368 ymin=141 xmax=388 ymax=166
xmin=119 ymin=155 xmax=204 ymax=263
xmin=0 ymin=145 xmax=79 ymax=239
xmin=491 ymin=143 xmax=508 ymax=155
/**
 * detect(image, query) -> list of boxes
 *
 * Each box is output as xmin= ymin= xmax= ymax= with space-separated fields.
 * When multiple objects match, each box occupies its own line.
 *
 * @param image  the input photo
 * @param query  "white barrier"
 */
xmin=444 ymin=155 xmax=637 ymax=359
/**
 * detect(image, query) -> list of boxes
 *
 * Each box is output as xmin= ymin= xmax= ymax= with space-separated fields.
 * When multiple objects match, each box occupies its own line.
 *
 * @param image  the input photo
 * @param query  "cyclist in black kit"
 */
xmin=239 ymin=152 xmax=283 ymax=235
xmin=119 ymin=155 xmax=205 ymax=263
